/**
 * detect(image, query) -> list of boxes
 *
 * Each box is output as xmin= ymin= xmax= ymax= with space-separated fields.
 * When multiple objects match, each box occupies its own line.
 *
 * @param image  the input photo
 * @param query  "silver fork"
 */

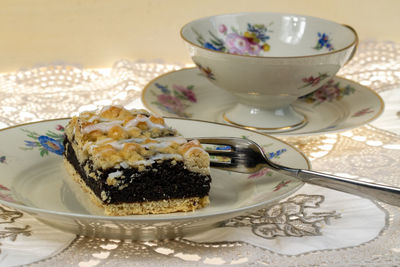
xmin=195 ymin=137 xmax=400 ymax=206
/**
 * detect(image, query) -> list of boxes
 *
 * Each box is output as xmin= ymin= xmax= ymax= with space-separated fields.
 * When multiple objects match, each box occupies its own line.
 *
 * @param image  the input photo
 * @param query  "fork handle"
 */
xmin=296 ymin=169 xmax=400 ymax=206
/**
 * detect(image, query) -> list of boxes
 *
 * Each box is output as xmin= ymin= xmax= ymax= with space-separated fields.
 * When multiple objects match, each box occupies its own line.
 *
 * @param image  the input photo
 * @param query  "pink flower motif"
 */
xmin=324 ymin=86 xmax=341 ymax=101
xmin=56 ymin=125 xmax=65 ymax=131
xmin=352 ymin=107 xmax=374 ymax=117
xmin=0 ymin=191 xmax=15 ymax=203
xmin=302 ymin=76 xmax=321 ymax=86
xmin=219 ymin=24 xmax=227 ymax=34
xmin=226 ymin=33 xmax=252 ymax=55
xmin=173 ymin=85 xmax=197 ymax=103
xmin=313 ymin=80 xmax=337 ymax=102
xmin=0 ymin=184 xmax=10 ymax=191
xmin=157 ymin=94 xmax=185 ymax=114
xmin=313 ymin=87 xmax=327 ymax=102
xmin=273 ymin=180 xmax=292 ymax=192
xmin=248 ymin=168 xmax=272 ymax=179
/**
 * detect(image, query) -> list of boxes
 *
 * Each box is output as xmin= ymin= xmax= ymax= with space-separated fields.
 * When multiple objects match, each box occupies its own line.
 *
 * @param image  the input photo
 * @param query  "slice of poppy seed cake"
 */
xmin=63 ymin=105 xmax=211 ymax=216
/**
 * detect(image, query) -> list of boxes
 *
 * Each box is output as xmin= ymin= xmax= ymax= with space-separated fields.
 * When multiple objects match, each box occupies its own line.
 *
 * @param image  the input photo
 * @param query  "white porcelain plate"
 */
xmin=142 ymin=68 xmax=384 ymax=135
xmin=0 ymin=118 xmax=308 ymax=240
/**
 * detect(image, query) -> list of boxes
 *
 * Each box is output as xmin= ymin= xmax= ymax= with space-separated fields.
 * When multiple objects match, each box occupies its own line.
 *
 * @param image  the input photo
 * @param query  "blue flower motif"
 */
xmin=216 ymin=145 xmax=231 ymax=151
xmin=155 ymin=83 xmax=170 ymax=94
xmin=268 ymin=148 xmax=287 ymax=159
xmin=247 ymin=23 xmax=270 ymax=42
xmin=315 ymin=33 xmax=334 ymax=51
xmin=204 ymin=42 xmax=220 ymax=51
xmin=318 ymin=33 xmax=328 ymax=46
xmin=38 ymin=136 xmax=64 ymax=155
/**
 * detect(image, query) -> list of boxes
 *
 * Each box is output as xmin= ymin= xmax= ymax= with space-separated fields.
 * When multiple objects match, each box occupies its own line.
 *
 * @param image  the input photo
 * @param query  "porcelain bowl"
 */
xmin=180 ymin=12 xmax=358 ymax=132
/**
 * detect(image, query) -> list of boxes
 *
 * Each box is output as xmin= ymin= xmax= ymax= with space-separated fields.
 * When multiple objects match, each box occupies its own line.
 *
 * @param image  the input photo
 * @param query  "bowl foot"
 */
xmin=223 ymin=103 xmax=307 ymax=133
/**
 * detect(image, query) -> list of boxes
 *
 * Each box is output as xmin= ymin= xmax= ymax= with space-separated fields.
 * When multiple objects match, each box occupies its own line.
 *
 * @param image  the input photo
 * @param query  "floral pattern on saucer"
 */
xmin=20 ymin=125 xmax=65 ymax=156
xmin=299 ymin=79 xmax=356 ymax=105
xmin=194 ymin=22 xmax=272 ymax=56
xmin=151 ymin=83 xmax=197 ymax=118
xmin=352 ymin=107 xmax=374 ymax=117
xmin=142 ymin=68 xmax=383 ymax=135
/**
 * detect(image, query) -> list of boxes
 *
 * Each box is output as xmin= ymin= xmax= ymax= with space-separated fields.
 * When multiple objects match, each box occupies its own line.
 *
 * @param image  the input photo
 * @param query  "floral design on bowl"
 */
xmin=20 ymin=125 xmax=65 ymax=156
xmin=151 ymin=83 xmax=197 ymax=118
xmin=181 ymin=13 xmax=358 ymax=130
xmin=193 ymin=22 xmax=272 ymax=56
xmin=299 ymin=79 xmax=356 ymax=105
xmin=314 ymin=32 xmax=334 ymax=51
xmin=298 ymin=72 xmax=330 ymax=89
xmin=194 ymin=62 xmax=215 ymax=80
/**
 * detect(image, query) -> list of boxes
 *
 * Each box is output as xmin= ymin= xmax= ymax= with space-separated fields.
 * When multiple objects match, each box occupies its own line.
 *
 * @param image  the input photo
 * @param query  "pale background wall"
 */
xmin=0 ymin=0 xmax=399 ymax=72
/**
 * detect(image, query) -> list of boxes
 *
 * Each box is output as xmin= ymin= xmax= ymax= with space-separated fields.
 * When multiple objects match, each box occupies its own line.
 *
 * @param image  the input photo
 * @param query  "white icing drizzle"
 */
xmin=83 ymin=137 xmax=114 ymax=152
xmin=87 ymin=115 xmax=99 ymax=123
xmin=108 ymin=141 xmax=126 ymax=150
xmin=82 ymin=121 xmax=124 ymax=134
xmin=153 ymin=136 xmax=187 ymax=144
xmin=120 ymin=161 xmax=130 ymax=169
xmin=90 ymin=136 xmax=187 ymax=152
xmin=151 ymin=153 xmax=183 ymax=161
xmin=82 ymin=114 xmax=166 ymax=136
xmin=108 ymin=170 xmax=123 ymax=178
xmin=76 ymin=108 xmax=209 ymax=171
xmin=124 ymin=116 xmax=166 ymax=130
xmin=132 ymin=153 xmax=183 ymax=167
xmin=87 ymin=115 xmax=116 ymax=123
xmin=119 ymin=138 xmax=146 ymax=144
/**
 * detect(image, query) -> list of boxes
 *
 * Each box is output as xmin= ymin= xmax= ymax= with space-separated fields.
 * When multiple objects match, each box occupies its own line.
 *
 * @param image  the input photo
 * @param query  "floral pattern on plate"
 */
xmin=20 ymin=125 xmax=65 ymax=156
xmin=273 ymin=180 xmax=293 ymax=192
xmin=314 ymin=32 xmax=334 ymax=51
xmin=151 ymin=83 xmax=197 ymax=118
xmin=194 ymin=22 xmax=272 ymax=56
xmin=299 ymin=79 xmax=356 ymax=105
xmin=0 ymin=184 xmax=17 ymax=203
xmin=245 ymin=134 xmax=288 ymax=180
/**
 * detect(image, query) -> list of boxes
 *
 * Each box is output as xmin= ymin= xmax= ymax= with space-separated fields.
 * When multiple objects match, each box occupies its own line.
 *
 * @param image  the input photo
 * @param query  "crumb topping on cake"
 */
xmin=65 ymin=106 xmax=210 ymax=173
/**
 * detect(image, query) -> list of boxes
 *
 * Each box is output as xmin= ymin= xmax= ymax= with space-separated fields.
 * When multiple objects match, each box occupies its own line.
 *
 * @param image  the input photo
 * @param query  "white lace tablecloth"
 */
xmin=0 ymin=41 xmax=400 ymax=266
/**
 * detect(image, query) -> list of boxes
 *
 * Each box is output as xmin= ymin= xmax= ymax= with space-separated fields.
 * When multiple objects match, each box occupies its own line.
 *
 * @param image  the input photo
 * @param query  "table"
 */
xmin=0 ymin=41 xmax=399 ymax=266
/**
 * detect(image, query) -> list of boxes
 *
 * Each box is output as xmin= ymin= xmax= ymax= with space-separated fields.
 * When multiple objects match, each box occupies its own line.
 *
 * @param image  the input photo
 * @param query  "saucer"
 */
xmin=141 ymin=68 xmax=384 ymax=135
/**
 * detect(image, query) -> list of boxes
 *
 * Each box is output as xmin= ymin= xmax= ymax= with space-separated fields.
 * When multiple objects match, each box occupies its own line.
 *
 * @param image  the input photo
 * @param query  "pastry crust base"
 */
xmin=63 ymin=158 xmax=210 ymax=216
